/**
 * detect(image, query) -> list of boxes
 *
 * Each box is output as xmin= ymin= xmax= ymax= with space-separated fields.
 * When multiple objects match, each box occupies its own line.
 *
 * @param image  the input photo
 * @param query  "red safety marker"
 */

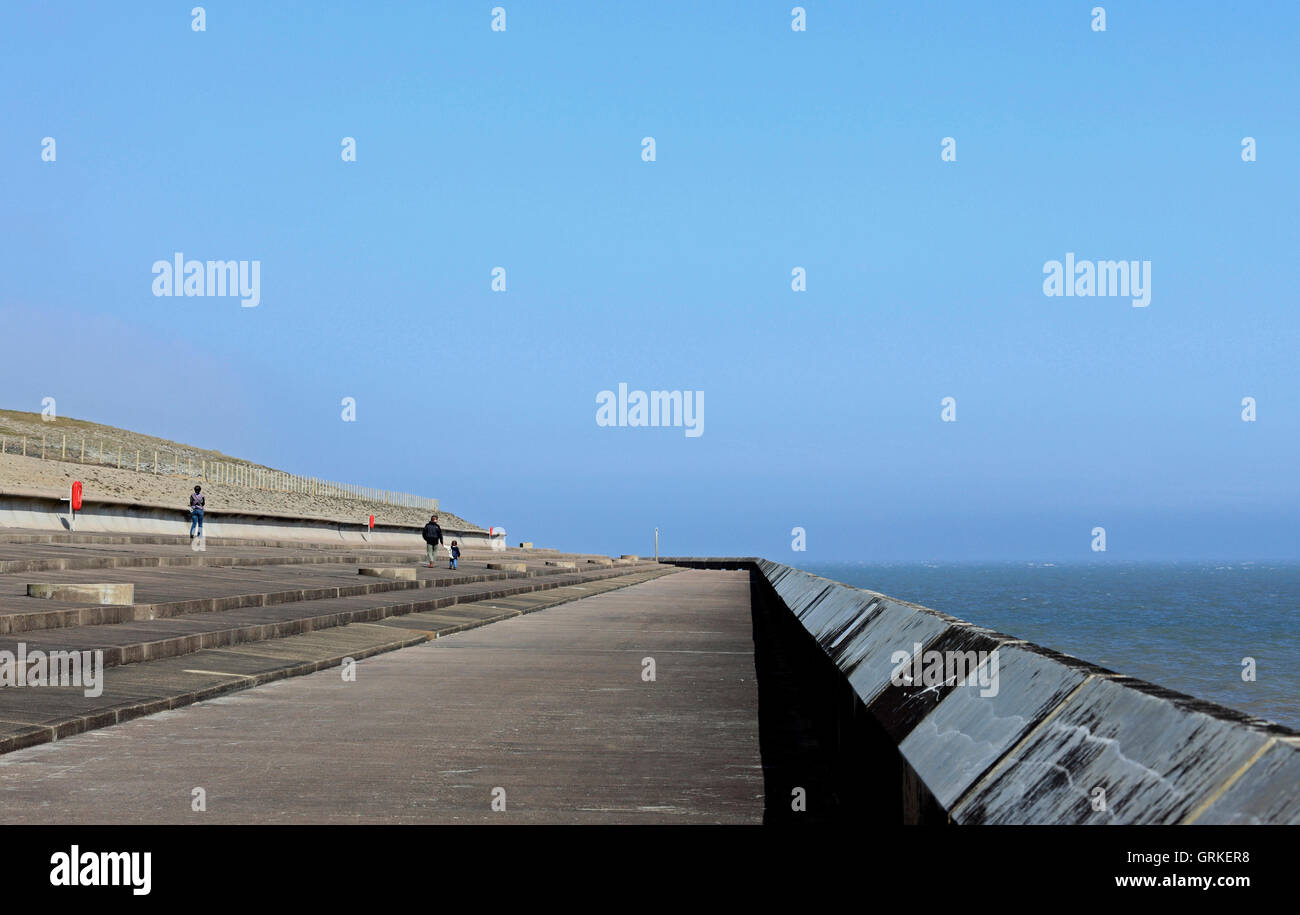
xmin=368 ymin=514 xmax=375 ymax=531
xmin=71 ymin=481 xmax=83 ymax=511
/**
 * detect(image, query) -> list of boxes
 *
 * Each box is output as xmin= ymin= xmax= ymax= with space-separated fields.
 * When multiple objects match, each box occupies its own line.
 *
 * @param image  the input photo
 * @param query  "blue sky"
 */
xmin=1 ymin=1 xmax=1297 ymax=559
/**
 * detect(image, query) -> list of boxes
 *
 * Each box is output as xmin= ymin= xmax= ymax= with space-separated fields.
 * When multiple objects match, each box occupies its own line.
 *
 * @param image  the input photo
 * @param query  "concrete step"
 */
xmin=0 ymin=558 xmax=617 ymax=633
xmin=1 ymin=548 xmax=434 ymax=575
xmin=0 ymin=535 xmax=611 ymax=574
xmin=0 ymin=562 xmax=670 ymax=669
xmin=0 ymin=530 xmax=409 ymax=549
xmin=0 ymin=566 xmax=678 ymax=755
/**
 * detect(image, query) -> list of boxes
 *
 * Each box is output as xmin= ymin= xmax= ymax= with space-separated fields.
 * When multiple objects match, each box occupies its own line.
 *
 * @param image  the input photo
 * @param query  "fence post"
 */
xmin=42 ymin=435 xmax=46 ymax=459
xmin=137 ymin=450 xmax=141 ymax=472
xmin=62 ymin=434 xmax=66 ymax=459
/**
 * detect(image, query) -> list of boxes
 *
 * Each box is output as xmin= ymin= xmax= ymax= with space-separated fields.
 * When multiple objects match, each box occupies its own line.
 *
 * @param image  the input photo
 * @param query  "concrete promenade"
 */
xmin=0 ymin=530 xmax=676 ymax=753
xmin=0 ymin=569 xmax=763 ymax=823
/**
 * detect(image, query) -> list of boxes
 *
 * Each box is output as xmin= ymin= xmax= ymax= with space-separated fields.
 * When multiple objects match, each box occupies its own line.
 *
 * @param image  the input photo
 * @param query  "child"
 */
xmin=449 ymin=540 xmax=460 ymax=570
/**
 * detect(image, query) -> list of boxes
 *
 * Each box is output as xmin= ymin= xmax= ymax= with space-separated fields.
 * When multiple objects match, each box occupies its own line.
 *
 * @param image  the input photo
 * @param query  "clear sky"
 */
xmin=2 ymin=2 xmax=1296 ymax=559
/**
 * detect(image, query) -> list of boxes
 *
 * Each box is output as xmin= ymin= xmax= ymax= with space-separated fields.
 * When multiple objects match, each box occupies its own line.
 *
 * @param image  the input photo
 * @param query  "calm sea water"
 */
xmin=803 ymin=561 xmax=1300 ymax=731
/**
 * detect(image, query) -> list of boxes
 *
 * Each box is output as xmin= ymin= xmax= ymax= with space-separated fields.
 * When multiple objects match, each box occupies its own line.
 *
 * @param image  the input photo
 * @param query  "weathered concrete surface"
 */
xmin=896 ymin=639 xmax=1094 ymax=810
xmin=26 ymin=582 xmax=134 ymax=604
xmin=1192 ymin=737 xmax=1300 ymax=825
xmin=0 ymin=562 xmax=668 ymax=669
xmin=0 ymin=570 xmax=761 ymax=824
xmin=952 ymin=676 xmax=1280 ymax=825
xmin=358 ymin=567 xmax=416 ymax=581
xmin=487 ymin=561 xmax=526 ymax=572
xmin=0 ymin=547 xmax=663 ymax=634
xmin=0 ymin=567 xmax=675 ymax=755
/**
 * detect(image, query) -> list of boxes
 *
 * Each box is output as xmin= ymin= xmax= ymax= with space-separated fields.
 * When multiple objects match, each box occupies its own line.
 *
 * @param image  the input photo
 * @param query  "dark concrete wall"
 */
xmin=665 ymin=557 xmax=1300 ymax=825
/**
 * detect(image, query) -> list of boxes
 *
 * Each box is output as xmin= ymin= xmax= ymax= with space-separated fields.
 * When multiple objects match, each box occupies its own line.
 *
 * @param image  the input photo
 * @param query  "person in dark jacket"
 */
xmin=422 ymin=514 xmax=444 ymax=568
xmin=189 ymin=485 xmax=205 ymax=539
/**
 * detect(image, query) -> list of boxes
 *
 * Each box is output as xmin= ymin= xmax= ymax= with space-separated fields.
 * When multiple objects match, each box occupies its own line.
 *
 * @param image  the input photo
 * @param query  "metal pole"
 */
xmin=654 ymin=527 xmax=659 ymax=562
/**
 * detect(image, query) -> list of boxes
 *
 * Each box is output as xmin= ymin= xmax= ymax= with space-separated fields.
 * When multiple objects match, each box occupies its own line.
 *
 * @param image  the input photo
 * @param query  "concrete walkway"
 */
xmin=0 ymin=569 xmax=762 ymax=823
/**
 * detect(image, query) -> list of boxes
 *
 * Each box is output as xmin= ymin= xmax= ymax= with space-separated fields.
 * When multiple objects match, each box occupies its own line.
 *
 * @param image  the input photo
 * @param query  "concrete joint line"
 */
xmin=1180 ymin=737 xmax=1276 ymax=825
xmin=949 ymin=674 xmax=1097 ymax=817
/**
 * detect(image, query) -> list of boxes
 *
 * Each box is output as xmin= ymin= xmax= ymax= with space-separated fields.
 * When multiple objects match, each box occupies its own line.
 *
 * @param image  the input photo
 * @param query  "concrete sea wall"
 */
xmin=667 ymin=557 xmax=1300 ymax=825
xmin=0 ymin=492 xmax=504 ymax=550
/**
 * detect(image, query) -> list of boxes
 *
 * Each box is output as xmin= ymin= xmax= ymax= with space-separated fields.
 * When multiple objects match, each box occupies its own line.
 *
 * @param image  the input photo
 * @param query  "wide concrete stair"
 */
xmin=0 ymin=530 xmax=675 ymax=754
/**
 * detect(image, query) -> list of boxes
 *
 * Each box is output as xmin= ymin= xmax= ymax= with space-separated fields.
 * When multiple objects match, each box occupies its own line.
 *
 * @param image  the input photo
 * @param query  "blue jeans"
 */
xmin=190 ymin=509 xmax=204 ymax=536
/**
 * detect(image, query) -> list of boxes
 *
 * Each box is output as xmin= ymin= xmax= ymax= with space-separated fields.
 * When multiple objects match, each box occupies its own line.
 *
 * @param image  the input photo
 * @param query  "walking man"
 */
xmin=189 ymin=485 xmax=205 ymax=539
xmin=421 ymin=514 xmax=443 ymax=568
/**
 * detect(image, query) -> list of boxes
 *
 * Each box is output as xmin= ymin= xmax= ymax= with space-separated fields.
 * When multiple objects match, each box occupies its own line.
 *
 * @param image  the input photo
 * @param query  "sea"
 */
xmin=803 ymin=560 xmax=1300 ymax=731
